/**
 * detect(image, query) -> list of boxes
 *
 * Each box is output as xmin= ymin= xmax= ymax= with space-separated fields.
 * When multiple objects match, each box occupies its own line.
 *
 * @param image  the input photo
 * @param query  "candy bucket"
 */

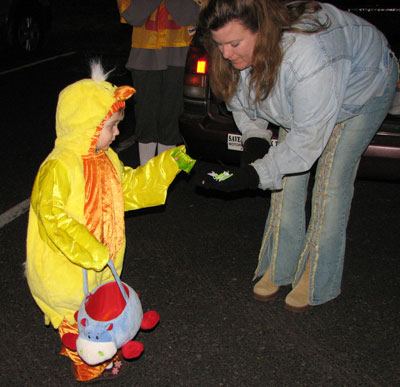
xmin=75 ymin=260 xmax=143 ymax=365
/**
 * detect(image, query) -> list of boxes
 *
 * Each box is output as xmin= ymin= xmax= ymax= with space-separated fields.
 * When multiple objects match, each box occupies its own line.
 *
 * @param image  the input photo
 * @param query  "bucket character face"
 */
xmin=76 ymin=318 xmax=118 ymax=365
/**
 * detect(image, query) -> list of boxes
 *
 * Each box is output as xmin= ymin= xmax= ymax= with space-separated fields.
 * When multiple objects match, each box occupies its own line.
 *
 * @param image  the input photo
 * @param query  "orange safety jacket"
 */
xmin=117 ymin=0 xmax=198 ymax=50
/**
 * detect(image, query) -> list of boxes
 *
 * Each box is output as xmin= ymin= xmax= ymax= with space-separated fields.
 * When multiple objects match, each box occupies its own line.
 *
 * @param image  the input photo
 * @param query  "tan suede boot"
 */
xmin=284 ymin=259 xmax=312 ymax=312
xmin=253 ymin=267 xmax=280 ymax=301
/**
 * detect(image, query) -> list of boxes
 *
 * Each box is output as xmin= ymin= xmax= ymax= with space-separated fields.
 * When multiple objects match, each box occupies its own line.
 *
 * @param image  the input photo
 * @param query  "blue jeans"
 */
xmin=254 ymin=60 xmax=398 ymax=305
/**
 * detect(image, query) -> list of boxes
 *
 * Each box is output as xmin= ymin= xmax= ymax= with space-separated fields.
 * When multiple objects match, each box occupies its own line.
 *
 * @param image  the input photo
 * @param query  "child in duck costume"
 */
xmin=25 ymin=61 xmax=195 ymax=382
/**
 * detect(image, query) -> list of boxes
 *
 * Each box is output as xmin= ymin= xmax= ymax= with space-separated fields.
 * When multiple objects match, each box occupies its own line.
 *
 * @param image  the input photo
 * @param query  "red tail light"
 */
xmin=184 ymin=45 xmax=209 ymax=97
xmin=186 ymin=56 xmax=207 ymax=87
xmin=186 ymin=46 xmax=208 ymax=74
xmin=184 ymin=73 xmax=207 ymax=88
xmin=196 ymin=59 xmax=207 ymax=74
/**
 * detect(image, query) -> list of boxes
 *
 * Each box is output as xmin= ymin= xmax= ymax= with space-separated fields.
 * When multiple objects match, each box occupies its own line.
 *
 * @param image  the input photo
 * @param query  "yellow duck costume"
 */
xmin=25 ymin=62 xmax=194 ymax=381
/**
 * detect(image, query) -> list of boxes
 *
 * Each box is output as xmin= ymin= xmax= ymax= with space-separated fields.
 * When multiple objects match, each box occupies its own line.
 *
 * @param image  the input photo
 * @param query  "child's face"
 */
xmin=96 ymin=110 xmax=123 ymax=152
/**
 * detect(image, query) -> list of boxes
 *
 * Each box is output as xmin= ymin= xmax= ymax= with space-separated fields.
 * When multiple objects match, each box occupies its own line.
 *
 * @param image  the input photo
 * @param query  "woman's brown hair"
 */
xmin=199 ymin=0 xmax=330 ymax=104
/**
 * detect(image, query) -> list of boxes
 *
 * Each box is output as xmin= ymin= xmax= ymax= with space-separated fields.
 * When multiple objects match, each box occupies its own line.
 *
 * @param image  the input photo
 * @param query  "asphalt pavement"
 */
xmin=1 ymin=146 xmax=399 ymax=385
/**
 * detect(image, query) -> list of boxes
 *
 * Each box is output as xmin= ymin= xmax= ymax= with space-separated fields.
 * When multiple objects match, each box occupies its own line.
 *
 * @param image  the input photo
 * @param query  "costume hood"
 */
xmin=55 ymin=62 xmax=135 ymax=155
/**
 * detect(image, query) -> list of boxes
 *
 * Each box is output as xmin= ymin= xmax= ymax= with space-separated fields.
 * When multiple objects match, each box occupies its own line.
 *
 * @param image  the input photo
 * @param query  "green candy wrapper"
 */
xmin=171 ymin=148 xmax=196 ymax=174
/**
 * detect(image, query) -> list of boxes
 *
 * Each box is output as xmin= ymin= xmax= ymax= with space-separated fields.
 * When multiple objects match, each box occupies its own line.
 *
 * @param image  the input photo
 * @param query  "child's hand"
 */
xmin=171 ymin=148 xmax=196 ymax=173
xmin=89 ymin=254 xmax=109 ymax=271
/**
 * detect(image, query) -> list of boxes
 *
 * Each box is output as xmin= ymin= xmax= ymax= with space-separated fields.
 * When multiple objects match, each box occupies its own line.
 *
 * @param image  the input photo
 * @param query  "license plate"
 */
xmin=227 ymin=133 xmax=243 ymax=151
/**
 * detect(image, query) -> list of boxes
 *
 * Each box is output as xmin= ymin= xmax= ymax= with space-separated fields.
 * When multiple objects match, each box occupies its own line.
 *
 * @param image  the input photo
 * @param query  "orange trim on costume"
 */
xmin=82 ymin=151 xmax=125 ymax=261
xmin=114 ymin=86 xmax=135 ymax=101
xmin=89 ymin=100 xmax=126 ymax=154
xmin=82 ymin=100 xmax=126 ymax=261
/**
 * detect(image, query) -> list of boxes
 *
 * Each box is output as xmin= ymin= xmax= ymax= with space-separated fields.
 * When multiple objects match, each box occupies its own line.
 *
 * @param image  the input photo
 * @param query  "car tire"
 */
xmin=7 ymin=6 xmax=46 ymax=54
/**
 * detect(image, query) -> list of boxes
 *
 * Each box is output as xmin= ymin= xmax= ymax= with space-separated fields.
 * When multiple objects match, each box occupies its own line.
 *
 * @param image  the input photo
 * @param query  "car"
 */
xmin=0 ymin=0 xmax=52 ymax=54
xmin=179 ymin=1 xmax=400 ymax=180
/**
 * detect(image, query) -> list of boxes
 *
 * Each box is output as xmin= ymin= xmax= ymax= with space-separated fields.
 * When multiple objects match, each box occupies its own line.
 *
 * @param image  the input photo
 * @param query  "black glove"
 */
xmin=193 ymin=161 xmax=259 ymax=192
xmin=240 ymin=137 xmax=270 ymax=166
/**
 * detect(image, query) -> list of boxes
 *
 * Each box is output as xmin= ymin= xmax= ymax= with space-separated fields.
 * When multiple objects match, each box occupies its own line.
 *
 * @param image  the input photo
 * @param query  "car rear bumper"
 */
xmin=180 ymin=113 xmax=400 ymax=180
xmin=180 ymin=114 xmax=242 ymax=164
xmin=358 ymin=115 xmax=400 ymax=179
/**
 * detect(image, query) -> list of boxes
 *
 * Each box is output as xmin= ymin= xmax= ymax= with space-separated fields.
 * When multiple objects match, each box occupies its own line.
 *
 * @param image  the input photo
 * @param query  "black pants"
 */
xmin=131 ymin=66 xmax=185 ymax=145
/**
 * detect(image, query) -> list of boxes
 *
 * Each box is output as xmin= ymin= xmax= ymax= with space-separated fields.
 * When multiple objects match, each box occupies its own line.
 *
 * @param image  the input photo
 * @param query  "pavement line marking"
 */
xmin=0 ymin=199 xmax=30 ymax=229
xmin=0 ymin=52 xmax=77 ymax=76
xmin=0 ymin=136 xmax=136 ymax=229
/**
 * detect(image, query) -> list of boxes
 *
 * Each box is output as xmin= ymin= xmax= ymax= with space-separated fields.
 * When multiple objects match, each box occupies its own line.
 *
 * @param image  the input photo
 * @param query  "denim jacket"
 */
xmin=227 ymin=3 xmax=395 ymax=190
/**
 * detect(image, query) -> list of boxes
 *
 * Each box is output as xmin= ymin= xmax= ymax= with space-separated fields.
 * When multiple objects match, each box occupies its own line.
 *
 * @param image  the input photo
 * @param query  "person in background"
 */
xmin=25 ymin=61 xmax=195 ymax=382
xmin=117 ymin=0 xmax=201 ymax=165
xmin=195 ymin=0 xmax=398 ymax=312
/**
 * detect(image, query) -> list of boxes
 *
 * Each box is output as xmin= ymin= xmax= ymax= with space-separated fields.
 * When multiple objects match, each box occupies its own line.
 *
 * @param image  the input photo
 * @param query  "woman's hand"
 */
xmin=241 ymin=137 xmax=270 ymax=166
xmin=193 ymin=161 xmax=259 ymax=192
